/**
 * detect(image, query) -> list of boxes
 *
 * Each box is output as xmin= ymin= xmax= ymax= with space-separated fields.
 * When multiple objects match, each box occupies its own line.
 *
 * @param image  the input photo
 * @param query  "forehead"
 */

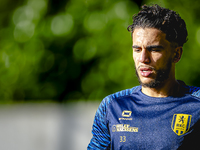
xmin=132 ymin=28 xmax=169 ymax=46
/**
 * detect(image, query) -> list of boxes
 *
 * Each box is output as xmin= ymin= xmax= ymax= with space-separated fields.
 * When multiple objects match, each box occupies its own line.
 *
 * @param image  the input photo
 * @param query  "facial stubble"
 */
xmin=135 ymin=61 xmax=172 ymax=88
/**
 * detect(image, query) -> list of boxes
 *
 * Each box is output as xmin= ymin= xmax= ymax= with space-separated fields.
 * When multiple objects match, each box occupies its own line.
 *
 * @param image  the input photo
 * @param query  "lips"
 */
xmin=139 ymin=67 xmax=154 ymax=77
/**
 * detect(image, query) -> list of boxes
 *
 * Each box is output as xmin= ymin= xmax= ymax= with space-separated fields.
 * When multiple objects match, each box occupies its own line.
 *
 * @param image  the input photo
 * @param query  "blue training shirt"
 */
xmin=88 ymin=83 xmax=200 ymax=150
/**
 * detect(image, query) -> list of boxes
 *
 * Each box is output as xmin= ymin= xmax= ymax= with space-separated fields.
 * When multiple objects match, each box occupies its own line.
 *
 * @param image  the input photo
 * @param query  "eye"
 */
xmin=150 ymin=48 xmax=161 ymax=52
xmin=133 ymin=48 xmax=141 ymax=52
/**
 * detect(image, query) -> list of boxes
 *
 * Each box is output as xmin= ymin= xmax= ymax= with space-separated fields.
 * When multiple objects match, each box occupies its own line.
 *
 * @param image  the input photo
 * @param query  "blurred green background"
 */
xmin=0 ymin=0 xmax=200 ymax=103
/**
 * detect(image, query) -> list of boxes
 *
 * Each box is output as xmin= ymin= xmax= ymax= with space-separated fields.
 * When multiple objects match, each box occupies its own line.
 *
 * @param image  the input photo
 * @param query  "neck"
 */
xmin=141 ymin=79 xmax=181 ymax=98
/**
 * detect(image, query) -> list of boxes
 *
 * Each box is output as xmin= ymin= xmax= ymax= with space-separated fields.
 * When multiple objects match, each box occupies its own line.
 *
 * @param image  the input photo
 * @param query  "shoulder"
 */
xmin=184 ymin=85 xmax=200 ymax=98
xmin=101 ymin=86 xmax=140 ymax=107
xmin=178 ymin=80 xmax=200 ymax=99
xmin=95 ymin=86 xmax=140 ymax=120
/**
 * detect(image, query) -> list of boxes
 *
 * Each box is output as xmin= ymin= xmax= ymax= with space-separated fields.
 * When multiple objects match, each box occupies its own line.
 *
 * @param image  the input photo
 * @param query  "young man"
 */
xmin=88 ymin=4 xmax=200 ymax=150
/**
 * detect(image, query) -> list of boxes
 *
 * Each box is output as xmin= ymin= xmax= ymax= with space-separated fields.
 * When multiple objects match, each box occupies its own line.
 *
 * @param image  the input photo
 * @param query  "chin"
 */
xmin=137 ymin=76 xmax=161 ymax=88
xmin=140 ymin=77 xmax=154 ymax=84
xmin=140 ymin=79 xmax=163 ymax=88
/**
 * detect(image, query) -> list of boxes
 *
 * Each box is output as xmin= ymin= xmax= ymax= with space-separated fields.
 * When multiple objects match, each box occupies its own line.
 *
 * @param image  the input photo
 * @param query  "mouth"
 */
xmin=139 ymin=67 xmax=154 ymax=77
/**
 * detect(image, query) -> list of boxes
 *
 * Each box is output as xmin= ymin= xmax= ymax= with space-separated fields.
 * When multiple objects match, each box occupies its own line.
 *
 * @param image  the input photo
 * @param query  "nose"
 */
xmin=138 ymin=48 xmax=150 ymax=64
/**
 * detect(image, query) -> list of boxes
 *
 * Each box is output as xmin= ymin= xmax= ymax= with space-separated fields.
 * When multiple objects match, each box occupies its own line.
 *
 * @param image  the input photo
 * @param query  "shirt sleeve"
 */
xmin=87 ymin=97 xmax=111 ymax=150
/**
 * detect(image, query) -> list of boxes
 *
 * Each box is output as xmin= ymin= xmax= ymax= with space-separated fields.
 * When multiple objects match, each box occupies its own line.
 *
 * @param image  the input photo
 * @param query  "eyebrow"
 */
xmin=132 ymin=45 xmax=164 ymax=49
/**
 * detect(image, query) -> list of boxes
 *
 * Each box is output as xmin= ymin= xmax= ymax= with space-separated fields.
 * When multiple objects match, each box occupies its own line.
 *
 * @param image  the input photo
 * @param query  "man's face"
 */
xmin=132 ymin=28 xmax=175 ymax=88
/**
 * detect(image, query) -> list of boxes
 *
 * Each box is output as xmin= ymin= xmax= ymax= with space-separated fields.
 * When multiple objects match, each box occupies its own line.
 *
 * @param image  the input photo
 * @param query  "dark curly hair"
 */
xmin=127 ymin=4 xmax=188 ymax=46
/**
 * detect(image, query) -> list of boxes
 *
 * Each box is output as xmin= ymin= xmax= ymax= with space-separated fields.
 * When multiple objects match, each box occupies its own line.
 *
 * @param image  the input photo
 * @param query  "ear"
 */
xmin=173 ymin=47 xmax=183 ymax=63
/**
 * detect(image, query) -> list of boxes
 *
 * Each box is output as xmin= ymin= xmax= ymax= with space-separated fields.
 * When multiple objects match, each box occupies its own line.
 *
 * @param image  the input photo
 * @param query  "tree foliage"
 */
xmin=0 ymin=0 xmax=199 ymax=102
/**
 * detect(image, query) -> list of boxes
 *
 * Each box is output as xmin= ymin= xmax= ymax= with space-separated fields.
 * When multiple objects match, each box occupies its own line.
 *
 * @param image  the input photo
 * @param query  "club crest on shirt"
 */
xmin=171 ymin=114 xmax=192 ymax=136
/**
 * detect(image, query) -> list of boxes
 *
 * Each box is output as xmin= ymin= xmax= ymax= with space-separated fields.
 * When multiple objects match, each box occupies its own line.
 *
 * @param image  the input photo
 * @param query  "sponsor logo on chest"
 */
xmin=112 ymin=124 xmax=138 ymax=132
xmin=119 ymin=110 xmax=132 ymax=120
